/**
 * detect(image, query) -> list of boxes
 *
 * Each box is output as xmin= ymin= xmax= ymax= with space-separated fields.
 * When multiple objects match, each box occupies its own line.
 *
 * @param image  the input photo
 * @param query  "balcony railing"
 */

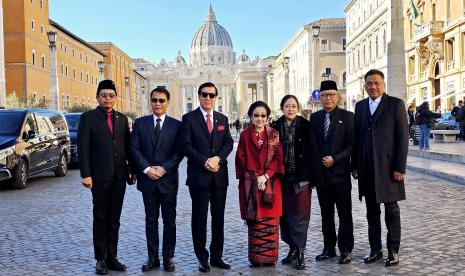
xmin=414 ymin=21 xmax=444 ymax=42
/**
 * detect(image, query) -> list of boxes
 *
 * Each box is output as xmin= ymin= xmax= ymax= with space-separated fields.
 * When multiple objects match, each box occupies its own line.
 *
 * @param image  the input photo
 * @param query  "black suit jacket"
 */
xmin=78 ymin=107 xmax=132 ymax=183
xmin=352 ymin=93 xmax=409 ymax=203
xmin=131 ymin=115 xmax=183 ymax=194
xmin=310 ymin=107 xmax=354 ymax=184
xmin=181 ymin=108 xmax=233 ymax=189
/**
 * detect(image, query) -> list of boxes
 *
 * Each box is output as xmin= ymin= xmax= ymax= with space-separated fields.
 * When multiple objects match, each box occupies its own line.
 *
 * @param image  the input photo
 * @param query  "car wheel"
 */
xmin=54 ymin=153 xmax=67 ymax=177
xmin=12 ymin=159 xmax=28 ymax=189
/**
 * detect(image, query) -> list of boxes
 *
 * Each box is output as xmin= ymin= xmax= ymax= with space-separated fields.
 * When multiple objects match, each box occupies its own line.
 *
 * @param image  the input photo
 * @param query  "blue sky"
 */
xmin=49 ymin=0 xmax=347 ymax=63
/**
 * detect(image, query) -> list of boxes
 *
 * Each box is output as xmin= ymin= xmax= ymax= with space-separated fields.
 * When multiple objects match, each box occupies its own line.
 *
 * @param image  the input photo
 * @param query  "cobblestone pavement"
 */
xmin=1 ymin=148 xmax=465 ymax=275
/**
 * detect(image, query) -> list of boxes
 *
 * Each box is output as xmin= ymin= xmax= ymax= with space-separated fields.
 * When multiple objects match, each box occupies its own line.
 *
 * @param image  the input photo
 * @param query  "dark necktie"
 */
xmin=155 ymin=118 xmax=161 ymax=140
xmin=324 ymin=112 xmax=330 ymax=138
xmin=106 ymin=112 xmax=113 ymax=134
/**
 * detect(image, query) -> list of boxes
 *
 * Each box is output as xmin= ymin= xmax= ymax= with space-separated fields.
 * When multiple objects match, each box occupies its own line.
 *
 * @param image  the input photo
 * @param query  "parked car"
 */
xmin=0 ymin=109 xmax=70 ymax=189
xmin=64 ymin=113 xmax=81 ymax=164
xmin=432 ymin=112 xmax=456 ymax=130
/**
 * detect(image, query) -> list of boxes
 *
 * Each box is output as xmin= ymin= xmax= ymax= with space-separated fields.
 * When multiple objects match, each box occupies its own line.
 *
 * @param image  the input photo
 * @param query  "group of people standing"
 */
xmin=78 ymin=68 xmax=408 ymax=275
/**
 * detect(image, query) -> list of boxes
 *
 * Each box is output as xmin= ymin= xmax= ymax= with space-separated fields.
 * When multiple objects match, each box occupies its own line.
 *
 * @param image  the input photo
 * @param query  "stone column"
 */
xmin=180 ymin=86 xmax=185 ymax=115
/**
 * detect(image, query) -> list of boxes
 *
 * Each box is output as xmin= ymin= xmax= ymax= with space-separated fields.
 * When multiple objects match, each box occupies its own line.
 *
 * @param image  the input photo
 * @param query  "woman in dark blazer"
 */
xmin=270 ymin=95 xmax=323 ymax=270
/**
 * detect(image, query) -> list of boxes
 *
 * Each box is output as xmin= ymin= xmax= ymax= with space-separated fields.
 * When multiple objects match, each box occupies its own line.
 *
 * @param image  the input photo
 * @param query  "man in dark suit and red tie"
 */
xmin=352 ymin=69 xmax=409 ymax=267
xmin=78 ymin=80 xmax=135 ymax=275
xmin=180 ymin=82 xmax=234 ymax=272
xmin=130 ymin=87 xmax=183 ymax=272
xmin=310 ymin=80 xmax=355 ymax=265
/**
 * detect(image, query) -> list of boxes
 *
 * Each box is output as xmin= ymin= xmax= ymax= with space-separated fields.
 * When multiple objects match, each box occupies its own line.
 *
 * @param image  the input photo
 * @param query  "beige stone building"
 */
xmin=271 ymin=18 xmax=346 ymax=116
xmin=404 ymin=0 xmax=465 ymax=110
xmin=345 ymin=0 xmax=406 ymax=111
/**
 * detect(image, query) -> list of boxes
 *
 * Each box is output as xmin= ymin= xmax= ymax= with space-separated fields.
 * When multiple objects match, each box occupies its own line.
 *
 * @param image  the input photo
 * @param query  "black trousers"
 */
xmin=316 ymin=181 xmax=354 ymax=254
xmin=189 ymin=184 xmax=227 ymax=263
xmin=91 ymin=179 xmax=126 ymax=261
xmin=142 ymin=185 xmax=177 ymax=260
xmin=364 ymin=184 xmax=401 ymax=253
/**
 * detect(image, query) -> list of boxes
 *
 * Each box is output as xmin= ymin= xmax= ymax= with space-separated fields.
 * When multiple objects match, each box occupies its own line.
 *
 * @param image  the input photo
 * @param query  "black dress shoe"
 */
xmin=142 ymin=258 xmax=160 ymax=272
xmin=385 ymin=252 xmax=399 ymax=266
xmin=163 ymin=258 xmax=176 ymax=272
xmin=282 ymin=248 xmax=298 ymax=264
xmin=364 ymin=250 xmax=383 ymax=263
xmin=296 ymin=249 xmax=306 ymax=270
xmin=95 ymin=260 xmax=108 ymax=275
xmin=199 ymin=261 xmax=210 ymax=273
xmin=106 ymin=258 xmax=127 ymax=271
xmin=338 ymin=252 xmax=352 ymax=264
xmin=315 ymin=248 xmax=337 ymax=261
xmin=210 ymin=258 xmax=231 ymax=269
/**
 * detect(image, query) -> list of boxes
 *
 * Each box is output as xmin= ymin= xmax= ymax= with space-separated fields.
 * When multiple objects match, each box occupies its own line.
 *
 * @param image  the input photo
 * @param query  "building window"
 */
xmin=342 ymin=38 xmax=346 ymax=51
xmin=383 ymin=29 xmax=387 ymax=53
xmin=41 ymin=55 xmax=45 ymax=69
xmin=72 ymin=49 xmax=75 ymax=57
xmin=375 ymin=36 xmax=379 ymax=58
xmin=40 ymin=25 xmax=44 ymax=34
xmin=409 ymin=56 xmax=415 ymax=81
xmin=61 ymin=95 xmax=65 ymax=109
xmin=64 ymin=45 xmax=67 ymax=53
xmin=80 ymin=53 xmax=82 ymax=61
xmin=73 ymin=69 xmax=76 ymax=79
xmin=446 ymin=38 xmax=455 ymax=70
xmin=80 ymin=72 xmax=83 ymax=81
xmin=65 ymin=65 xmax=68 ymax=76
xmin=32 ymin=50 xmax=36 ymax=66
xmin=320 ymin=39 xmax=328 ymax=52
xmin=61 ymin=64 xmax=64 ymax=75
xmin=40 ymin=0 xmax=43 ymax=10
xmin=447 ymin=0 xmax=452 ymax=24
xmin=342 ymin=72 xmax=346 ymax=87
xmin=31 ymin=20 xmax=34 ymax=31
xmin=74 ymin=96 xmax=78 ymax=105
xmin=66 ymin=95 xmax=70 ymax=110
xmin=60 ymin=43 xmax=63 ymax=51
xmin=86 ymin=73 xmax=89 ymax=83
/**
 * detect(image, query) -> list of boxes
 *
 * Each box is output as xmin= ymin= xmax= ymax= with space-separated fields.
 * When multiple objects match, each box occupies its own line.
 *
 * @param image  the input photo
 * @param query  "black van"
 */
xmin=64 ymin=113 xmax=81 ymax=164
xmin=0 ymin=109 xmax=71 ymax=189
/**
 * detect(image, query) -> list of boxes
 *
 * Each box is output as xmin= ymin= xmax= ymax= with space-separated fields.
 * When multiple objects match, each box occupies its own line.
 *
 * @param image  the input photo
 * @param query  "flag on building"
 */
xmin=409 ymin=0 xmax=419 ymax=20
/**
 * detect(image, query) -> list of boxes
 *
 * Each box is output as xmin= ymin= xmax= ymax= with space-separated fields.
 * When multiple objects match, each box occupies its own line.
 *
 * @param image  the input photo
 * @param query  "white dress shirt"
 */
xmin=369 ymin=96 xmax=382 ymax=115
xmin=199 ymin=107 xmax=214 ymax=123
xmin=143 ymin=113 xmax=167 ymax=174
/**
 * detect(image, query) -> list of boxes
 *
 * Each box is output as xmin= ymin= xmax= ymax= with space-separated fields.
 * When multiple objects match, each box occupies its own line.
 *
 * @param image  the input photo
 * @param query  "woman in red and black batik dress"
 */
xmin=236 ymin=101 xmax=284 ymax=267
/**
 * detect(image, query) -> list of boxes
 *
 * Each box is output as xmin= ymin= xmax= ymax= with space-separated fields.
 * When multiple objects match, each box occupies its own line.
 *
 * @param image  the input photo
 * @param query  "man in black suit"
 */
xmin=310 ymin=80 xmax=355 ymax=265
xmin=180 ymin=82 xmax=234 ymax=272
xmin=352 ymin=69 xmax=409 ymax=267
xmin=78 ymin=80 xmax=135 ymax=275
xmin=131 ymin=87 xmax=183 ymax=272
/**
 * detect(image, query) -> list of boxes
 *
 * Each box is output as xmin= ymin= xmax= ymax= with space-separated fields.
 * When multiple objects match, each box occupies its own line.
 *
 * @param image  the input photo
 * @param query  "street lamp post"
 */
xmin=311 ymin=25 xmax=321 ymax=111
xmin=98 ymin=60 xmax=104 ymax=81
xmin=47 ymin=31 xmax=59 ymax=110
xmin=283 ymin=56 xmax=290 ymax=95
xmin=124 ymin=76 xmax=130 ymax=112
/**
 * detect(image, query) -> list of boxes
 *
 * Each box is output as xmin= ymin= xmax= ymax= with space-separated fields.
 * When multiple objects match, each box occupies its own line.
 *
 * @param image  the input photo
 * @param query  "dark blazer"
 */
xmin=78 ymin=107 xmax=131 ymax=183
xmin=310 ymin=107 xmax=354 ymax=184
xmin=181 ymin=108 xmax=234 ymax=189
xmin=131 ymin=115 xmax=183 ymax=194
xmin=352 ymin=93 xmax=409 ymax=203
xmin=270 ymin=116 xmax=323 ymax=188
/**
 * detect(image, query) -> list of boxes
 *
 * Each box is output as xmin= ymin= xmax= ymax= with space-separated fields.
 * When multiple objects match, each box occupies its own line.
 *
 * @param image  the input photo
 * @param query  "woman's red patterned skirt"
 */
xmin=247 ymin=217 xmax=279 ymax=265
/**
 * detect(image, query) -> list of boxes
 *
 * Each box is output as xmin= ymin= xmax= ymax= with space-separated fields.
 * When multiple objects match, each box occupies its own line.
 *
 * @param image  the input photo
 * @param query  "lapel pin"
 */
xmin=338 ymin=120 xmax=342 ymax=123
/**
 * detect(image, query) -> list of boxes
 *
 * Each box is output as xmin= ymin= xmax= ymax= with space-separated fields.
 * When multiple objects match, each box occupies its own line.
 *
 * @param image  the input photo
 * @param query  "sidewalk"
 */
xmin=407 ymin=139 xmax=465 ymax=185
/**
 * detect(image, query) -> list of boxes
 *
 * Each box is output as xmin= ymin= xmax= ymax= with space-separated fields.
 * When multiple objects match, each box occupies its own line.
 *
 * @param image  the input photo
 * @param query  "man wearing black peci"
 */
xmin=78 ymin=80 xmax=135 ymax=275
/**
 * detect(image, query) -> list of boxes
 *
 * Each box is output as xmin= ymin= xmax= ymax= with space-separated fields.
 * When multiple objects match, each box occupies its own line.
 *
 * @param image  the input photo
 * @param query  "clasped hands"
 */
xmin=147 ymin=166 xmax=166 ymax=180
xmin=205 ymin=156 xmax=221 ymax=173
xmin=257 ymin=174 xmax=269 ymax=191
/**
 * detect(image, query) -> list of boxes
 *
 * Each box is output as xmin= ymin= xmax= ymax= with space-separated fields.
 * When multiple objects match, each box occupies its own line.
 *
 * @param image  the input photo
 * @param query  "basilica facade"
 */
xmin=134 ymin=6 xmax=273 ymax=120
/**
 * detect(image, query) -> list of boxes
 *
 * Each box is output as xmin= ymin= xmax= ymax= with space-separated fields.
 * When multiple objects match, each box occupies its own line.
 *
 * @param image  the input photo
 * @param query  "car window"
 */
xmin=35 ymin=113 xmax=53 ymax=134
xmin=0 ymin=112 xmax=25 ymax=135
xmin=23 ymin=113 xmax=38 ymax=136
xmin=47 ymin=113 xmax=68 ymax=132
xmin=65 ymin=115 xmax=80 ymax=131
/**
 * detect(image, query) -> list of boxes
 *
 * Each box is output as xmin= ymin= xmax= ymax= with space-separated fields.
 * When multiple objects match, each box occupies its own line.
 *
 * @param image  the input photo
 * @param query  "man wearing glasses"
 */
xmin=310 ymin=80 xmax=355 ymax=265
xmin=130 ymin=87 xmax=183 ymax=272
xmin=78 ymin=79 xmax=135 ymax=275
xmin=180 ymin=82 xmax=234 ymax=272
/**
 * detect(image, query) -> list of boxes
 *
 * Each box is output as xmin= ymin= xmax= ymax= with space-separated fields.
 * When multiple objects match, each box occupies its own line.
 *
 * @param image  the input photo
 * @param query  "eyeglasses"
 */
xmin=320 ymin=93 xmax=337 ymax=99
xmin=253 ymin=114 xmax=268 ymax=118
xmin=201 ymin=92 xmax=216 ymax=99
xmin=151 ymin=98 xmax=166 ymax=104
xmin=99 ymin=93 xmax=116 ymax=98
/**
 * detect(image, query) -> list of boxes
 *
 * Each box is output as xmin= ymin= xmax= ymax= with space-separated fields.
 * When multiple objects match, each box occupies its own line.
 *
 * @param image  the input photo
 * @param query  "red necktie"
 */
xmin=106 ymin=112 xmax=113 ymax=134
xmin=206 ymin=114 xmax=212 ymax=134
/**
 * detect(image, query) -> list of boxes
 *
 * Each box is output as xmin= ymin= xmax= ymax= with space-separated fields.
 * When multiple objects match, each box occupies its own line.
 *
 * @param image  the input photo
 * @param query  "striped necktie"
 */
xmin=324 ymin=112 xmax=330 ymax=138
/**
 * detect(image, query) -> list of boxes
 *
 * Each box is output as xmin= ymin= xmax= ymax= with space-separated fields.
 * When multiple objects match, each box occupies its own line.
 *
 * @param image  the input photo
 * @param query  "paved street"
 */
xmin=1 ymin=148 xmax=465 ymax=276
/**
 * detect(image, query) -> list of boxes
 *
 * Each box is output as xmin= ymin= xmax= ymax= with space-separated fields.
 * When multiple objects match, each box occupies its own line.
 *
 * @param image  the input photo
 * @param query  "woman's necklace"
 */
xmin=256 ymin=130 xmax=264 ymax=146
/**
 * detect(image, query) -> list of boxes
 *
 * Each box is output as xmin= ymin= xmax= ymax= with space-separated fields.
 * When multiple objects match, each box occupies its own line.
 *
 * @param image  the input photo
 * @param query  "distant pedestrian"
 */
xmin=416 ymin=102 xmax=441 ymax=150
xmin=452 ymin=100 xmax=464 ymax=139
xmin=457 ymin=101 xmax=465 ymax=140
xmin=234 ymin=119 xmax=241 ymax=138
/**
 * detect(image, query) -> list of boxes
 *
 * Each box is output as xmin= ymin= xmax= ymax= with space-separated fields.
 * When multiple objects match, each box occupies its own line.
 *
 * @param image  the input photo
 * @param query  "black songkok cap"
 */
xmin=97 ymin=79 xmax=117 ymax=94
xmin=320 ymin=80 xmax=338 ymax=92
